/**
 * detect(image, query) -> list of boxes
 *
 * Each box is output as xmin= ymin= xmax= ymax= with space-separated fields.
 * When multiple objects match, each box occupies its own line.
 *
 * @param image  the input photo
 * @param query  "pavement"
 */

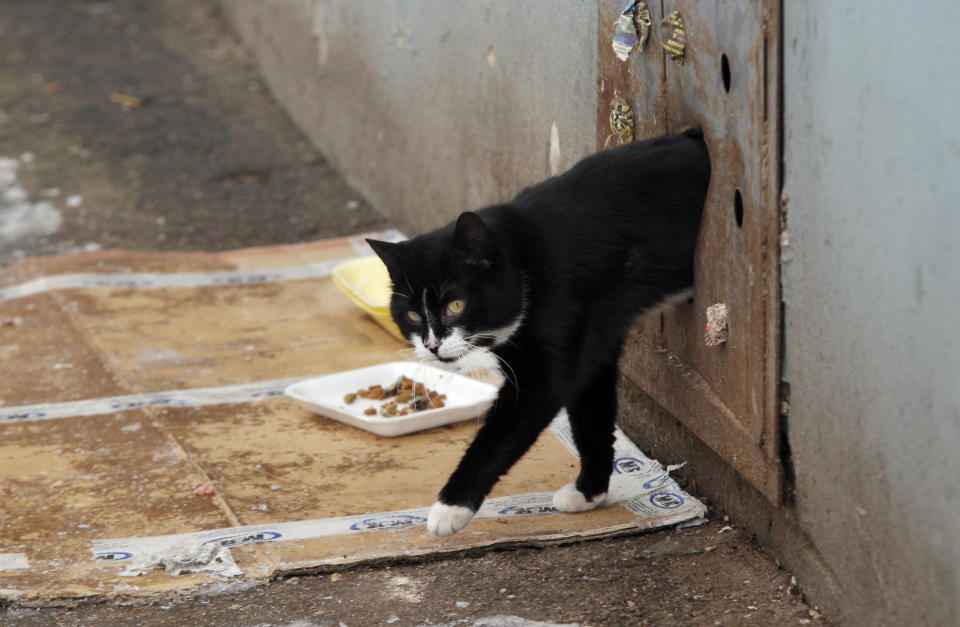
xmin=0 ymin=1 xmax=829 ymax=625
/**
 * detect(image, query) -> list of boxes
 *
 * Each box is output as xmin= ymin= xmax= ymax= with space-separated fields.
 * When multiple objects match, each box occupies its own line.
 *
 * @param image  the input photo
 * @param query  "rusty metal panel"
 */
xmin=598 ymin=0 xmax=782 ymax=502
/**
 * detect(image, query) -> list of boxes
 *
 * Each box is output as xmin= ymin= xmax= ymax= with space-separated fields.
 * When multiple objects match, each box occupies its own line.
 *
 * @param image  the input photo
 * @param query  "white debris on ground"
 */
xmin=120 ymin=542 xmax=242 ymax=580
xmin=0 ymin=156 xmax=62 ymax=243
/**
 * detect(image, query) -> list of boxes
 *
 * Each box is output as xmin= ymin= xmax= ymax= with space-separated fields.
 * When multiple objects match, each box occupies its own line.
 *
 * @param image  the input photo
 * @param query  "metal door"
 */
xmin=599 ymin=0 xmax=783 ymax=502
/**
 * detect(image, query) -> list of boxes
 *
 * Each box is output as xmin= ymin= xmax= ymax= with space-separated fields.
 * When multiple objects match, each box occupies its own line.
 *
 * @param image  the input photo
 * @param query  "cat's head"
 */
xmin=367 ymin=211 xmax=525 ymax=366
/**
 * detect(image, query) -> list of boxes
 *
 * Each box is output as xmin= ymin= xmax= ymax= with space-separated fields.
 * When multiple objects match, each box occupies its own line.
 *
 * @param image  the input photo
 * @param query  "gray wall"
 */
xmin=222 ymin=0 xmax=598 ymax=234
xmin=782 ymin=1 xmax=960 ymax=624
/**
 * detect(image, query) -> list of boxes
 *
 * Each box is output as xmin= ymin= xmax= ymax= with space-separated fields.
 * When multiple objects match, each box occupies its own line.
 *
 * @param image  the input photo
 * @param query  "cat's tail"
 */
xmin=679 ymin=126 xmax=704 ymax=139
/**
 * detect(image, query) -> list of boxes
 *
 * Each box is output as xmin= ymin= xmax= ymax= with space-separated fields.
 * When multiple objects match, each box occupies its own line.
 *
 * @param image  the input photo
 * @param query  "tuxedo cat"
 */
xmin=368 ymin=130 xmax=710 ymax=536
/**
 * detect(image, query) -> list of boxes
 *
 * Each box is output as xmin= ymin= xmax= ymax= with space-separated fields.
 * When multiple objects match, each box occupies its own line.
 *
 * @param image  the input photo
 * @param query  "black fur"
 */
xmin=368 ymin=131 xmax=710 ymax=514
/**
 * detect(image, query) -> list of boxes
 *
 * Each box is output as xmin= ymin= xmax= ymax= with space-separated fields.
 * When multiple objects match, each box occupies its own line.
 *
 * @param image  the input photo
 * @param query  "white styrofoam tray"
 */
xmin=284 ymin=362 xmax=498 ymax=437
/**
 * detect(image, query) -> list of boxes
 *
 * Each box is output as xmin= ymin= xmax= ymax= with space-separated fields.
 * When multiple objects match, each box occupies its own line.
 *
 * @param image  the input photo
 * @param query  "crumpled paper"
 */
xmin=705 ymin=303 xmax=728 ymax=346
xmin=120 ymin=542 xmax=243 ymax=581
xmin=661 ymin=10 xmax=687 ymax=66
xmin=612 ymin=1 xmax=652 ymax=61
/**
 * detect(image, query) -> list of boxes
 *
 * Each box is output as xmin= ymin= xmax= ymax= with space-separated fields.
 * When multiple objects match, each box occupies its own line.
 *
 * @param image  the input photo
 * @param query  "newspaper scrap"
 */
xmin=634 ymin=2 xmax=652 ymax=52
xmin=705 ymin=303 xmax=728 ymax=346
xmin=609 ymin=98 xmax=635 ymax=144
xmin=661 ymin=10 xmax=686 ymax=66
xmin=612 ymin=1 xmax=652 ymax=61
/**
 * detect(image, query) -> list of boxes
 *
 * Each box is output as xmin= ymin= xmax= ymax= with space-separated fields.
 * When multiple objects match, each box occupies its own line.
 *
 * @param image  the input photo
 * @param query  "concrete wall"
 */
xmin=782 ymin=1 xmax=960 ymax=624
xmin=221 ymin=0 xmax=598 ymax=235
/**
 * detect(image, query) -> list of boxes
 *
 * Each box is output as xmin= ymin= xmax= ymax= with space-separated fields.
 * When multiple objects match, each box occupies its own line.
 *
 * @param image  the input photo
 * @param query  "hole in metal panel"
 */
xmin=734 ymin=189 xmax=744 ymax=228
xmin=721 ymin=53 xmax=731 ymax=93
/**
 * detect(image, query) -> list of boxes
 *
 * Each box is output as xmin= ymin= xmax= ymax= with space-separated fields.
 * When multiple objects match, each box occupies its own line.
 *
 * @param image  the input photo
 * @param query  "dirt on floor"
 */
xmin=0 ymin=1 xmax=828 ymax=625
xmin=4 ymin=521 xmax=824 ymax=627
xmin=0 ymin=0 xmax=386 ymax=263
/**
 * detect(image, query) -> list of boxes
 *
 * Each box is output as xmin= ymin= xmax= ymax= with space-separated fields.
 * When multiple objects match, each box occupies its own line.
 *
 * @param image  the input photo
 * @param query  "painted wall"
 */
xmin=782 ymin=2 xmax=960 ymax=624
xmin=221 ymin=0 xmax=598 ymax=235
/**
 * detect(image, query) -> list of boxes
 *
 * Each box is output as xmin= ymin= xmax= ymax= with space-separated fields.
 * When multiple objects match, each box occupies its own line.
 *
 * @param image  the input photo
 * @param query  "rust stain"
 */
xmin=600 ymin=0 xmax=783 ymax=503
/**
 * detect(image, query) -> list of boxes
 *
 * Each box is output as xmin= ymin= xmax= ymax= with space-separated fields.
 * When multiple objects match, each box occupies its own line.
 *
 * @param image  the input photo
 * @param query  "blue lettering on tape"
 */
xmin=96 ymin=551 xmax=133 ymax=561
xmin=498 ymin=504 xmax=558 ymax=516
xmin=613 ymin=457 xmax=645 ymax=474
xmin=211 ymin=273 xmax=279 ymax=286
xmin=110 ymin=397 xmax=187 ymax=411
xmin=250 ymin=390 xmax=284 ymax=399
xmin=649 ymin=492 xmax=684 ymax=509
xmin=349 ymin=514 xmax=427 ymax=531
xmin=642 ymin=473 xmax=672 ymax=490
xmin=201 ymin=531 xmax=282 ymax=548
xmin=2 ymin=411 xmax=47 ymax=421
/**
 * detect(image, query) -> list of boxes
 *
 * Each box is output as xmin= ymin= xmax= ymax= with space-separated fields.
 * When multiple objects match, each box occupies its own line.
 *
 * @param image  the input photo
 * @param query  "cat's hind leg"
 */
xmin=553 ymin=361 xmax=618 ymax=513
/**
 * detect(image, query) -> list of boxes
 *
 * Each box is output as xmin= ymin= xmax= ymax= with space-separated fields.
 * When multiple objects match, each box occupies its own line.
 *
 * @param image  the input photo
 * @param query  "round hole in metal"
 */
xmin=721 ymin=54 xmax=731 ymax=93
xmin=734 ymin=188 xmax=744 ymax=228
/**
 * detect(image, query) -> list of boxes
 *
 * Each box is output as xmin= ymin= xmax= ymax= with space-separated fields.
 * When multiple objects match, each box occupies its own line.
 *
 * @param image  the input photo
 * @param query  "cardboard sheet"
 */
xmin=0 ymin=233 xmax=704 ymax=603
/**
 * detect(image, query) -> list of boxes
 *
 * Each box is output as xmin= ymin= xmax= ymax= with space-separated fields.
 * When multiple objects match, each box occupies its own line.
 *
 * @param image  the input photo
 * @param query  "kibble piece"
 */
xmin=380 ymin=401 xmax=399 ymax=417
xmin=363 ymin=407 xmax=377 ymax=416
xmin=344 ymin=393 xmax=357 ymax=404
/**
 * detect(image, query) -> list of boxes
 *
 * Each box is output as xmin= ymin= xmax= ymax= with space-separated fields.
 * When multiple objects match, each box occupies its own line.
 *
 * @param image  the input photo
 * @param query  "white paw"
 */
xmin=426 ymin=501 xmax=476 ymax=537
xmin=553 ymin=483 xmax=606 ymax=513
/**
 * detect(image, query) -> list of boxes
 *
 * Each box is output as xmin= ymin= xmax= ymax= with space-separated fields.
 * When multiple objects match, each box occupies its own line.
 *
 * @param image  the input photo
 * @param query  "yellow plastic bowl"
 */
xmin=331 ymin=256 xmax=405 ymax=341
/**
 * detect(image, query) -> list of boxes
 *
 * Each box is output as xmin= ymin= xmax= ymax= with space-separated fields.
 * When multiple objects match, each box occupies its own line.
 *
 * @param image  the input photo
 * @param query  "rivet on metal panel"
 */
xmin=609 ymin=98 xmax=635 ymax=144
xmin=704 ymin=303 xmax=728 ymax=347
xmin=661 ymin=10 xmax=686 ymax=67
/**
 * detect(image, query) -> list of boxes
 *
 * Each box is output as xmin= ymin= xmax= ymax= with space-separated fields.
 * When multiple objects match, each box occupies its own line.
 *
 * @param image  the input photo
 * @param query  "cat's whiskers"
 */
xmin=459 ymin=334 xmax=520 ymax=388
xmin=401 ymin=273 xmax=415 ymax=302
xmin=466 ymin=332 xmax=518 ymax=351
xmin=455 ymin=345 xmax=519 ymax=407
xmin=386 ymin=345 xmax=417 ymax=362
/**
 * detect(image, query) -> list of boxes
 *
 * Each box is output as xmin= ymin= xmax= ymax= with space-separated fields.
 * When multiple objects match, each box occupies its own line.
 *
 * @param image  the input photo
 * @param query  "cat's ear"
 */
xmin=366 ymin=239 xmax=407 ymax=274
xmin=451 ymin=212 xmax=493 ymax=271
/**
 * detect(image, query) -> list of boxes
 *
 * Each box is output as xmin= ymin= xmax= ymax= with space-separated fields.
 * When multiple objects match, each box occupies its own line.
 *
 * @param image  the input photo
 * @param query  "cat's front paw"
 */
xmin=426 ymin=501 xmax=476 ymax=537
xmin=553 ymin=483 xmax=606 ymax=513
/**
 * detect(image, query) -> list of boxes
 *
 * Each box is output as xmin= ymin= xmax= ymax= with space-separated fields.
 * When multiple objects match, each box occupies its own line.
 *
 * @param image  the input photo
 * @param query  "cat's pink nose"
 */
xmin=426 ymin=342 xmax=441 ymax=354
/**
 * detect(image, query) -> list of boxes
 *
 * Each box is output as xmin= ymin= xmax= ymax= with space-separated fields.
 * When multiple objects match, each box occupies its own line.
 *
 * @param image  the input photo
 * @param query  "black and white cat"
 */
xmin=368 ymin=130 xmax=710 ymax=537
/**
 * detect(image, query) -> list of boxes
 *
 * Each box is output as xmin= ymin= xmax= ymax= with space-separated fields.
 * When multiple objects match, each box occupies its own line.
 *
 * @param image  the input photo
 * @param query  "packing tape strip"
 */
xmin=0 ymin=378 xmax=302 ymax=423
xmin=92 ymin=413 xmax=705 ymax=563
xmin=0 ymin=229 xmax=406 ymax=302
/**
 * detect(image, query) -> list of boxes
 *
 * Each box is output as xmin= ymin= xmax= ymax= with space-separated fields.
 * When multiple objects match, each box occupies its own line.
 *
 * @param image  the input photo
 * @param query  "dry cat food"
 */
xmin=344 ymin=375 xmax=447 ymax=417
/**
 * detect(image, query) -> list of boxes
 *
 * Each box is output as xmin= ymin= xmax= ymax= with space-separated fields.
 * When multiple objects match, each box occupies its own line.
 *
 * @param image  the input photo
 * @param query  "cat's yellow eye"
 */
xmin=445 ymin=299 xmax=466 ymax=317
xmin=406 ymin=310 xmax=422 ymax=323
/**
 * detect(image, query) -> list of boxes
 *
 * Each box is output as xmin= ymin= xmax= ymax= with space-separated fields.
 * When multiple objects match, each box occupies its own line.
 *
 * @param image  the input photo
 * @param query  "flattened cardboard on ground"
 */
xmin=0 ymin=234 xmax=704 ymax=603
